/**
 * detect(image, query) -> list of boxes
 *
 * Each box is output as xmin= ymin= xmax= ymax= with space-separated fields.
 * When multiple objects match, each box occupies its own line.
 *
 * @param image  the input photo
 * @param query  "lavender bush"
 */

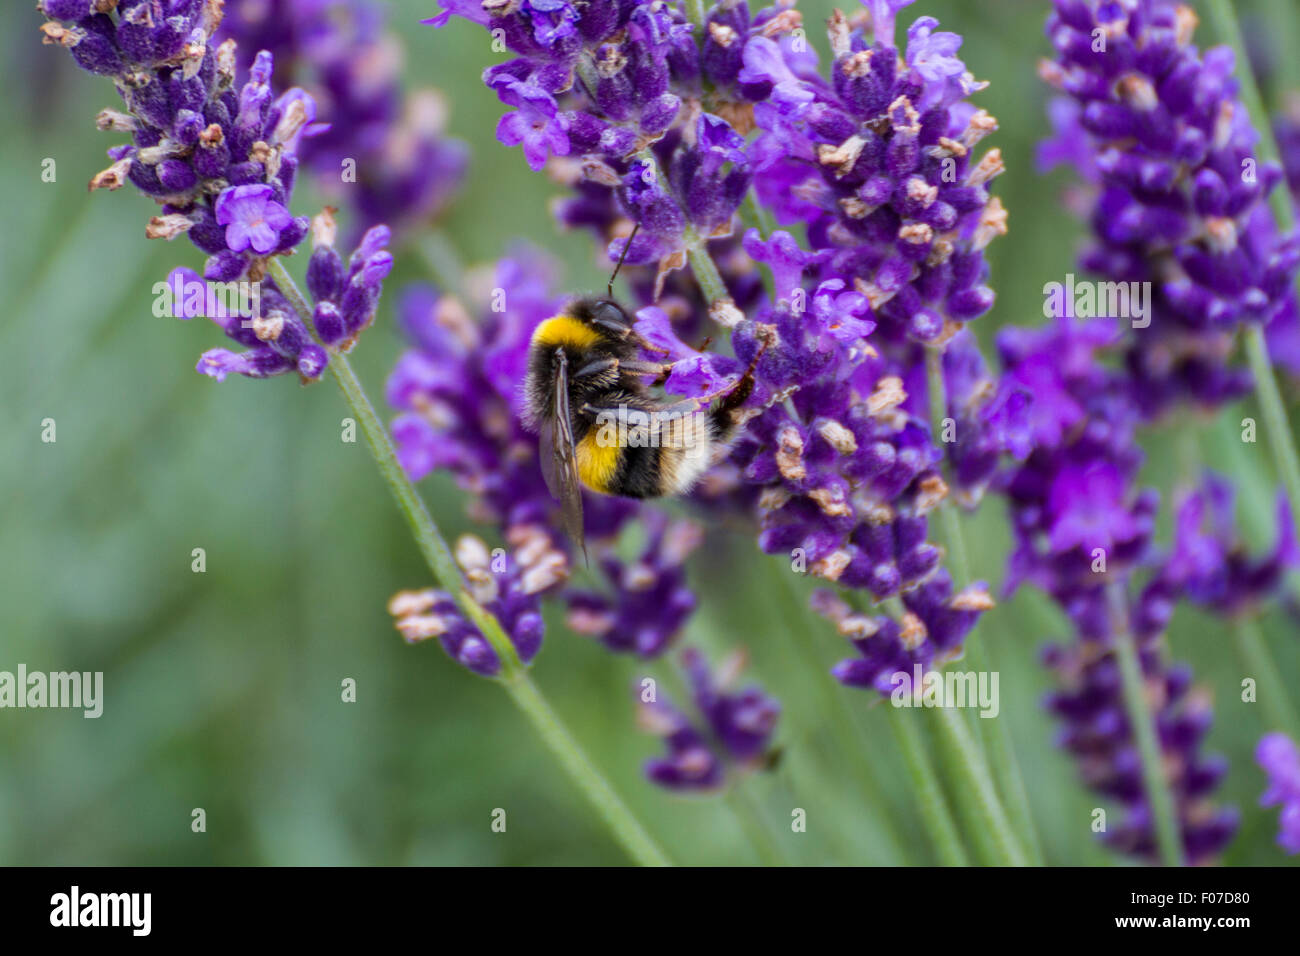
xmin=14 ymin=0 xmax=1300 ymax=867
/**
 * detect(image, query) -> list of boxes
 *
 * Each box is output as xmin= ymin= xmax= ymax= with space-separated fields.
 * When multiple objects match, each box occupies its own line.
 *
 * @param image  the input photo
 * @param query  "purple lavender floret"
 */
xmin=1156 ymin=473 xmax=1300 ymax=617
xmin=929 ymin=329 xmax=1031 ymax=506
xmin=182 ymin=206 xmax=391 ymax=382
xmin=1040 ymin=0 xmax=1300 ymax=417
xmin=1257 ymin=732 xmax=1300 ymax=854
xmin=612 ymin=114 xmax=753 ymax=279
xmin=565 ymin=516 xmax=701 ymax=658
xmin=817 ymin=570 xmax=991 ymax=693
xmin=1043 ymin=635 xmax=1238 ymax=864
xmin=387 ymin=533 xmax=566 ymax=677
xmin=1278 ymin=107 xmax=1300 ymax=205
xmin=217 ymin=0 xmax=468 ymax=239
xmin=432 ymin=0 xmax=798 ymax=287
xmin=305 ymin=209 xmax=393 ymax=347
xmin=35 ymin=2 xmax=399 ymax=382
xmin=742 ymin=4 xmax=1005 ymax=344
xmin=1269 ymin=109 xmax=1300 ymax=377
xmin=997 ymin=316 xmax=1157 ymax=606
xmin=993 ymin=309 xmax=1238 ymax=863
xmin=215 ymin=0 xmax=324 ymax=81
xmin=455 ymin=0 xmax=700 ymax=170
xmin=166 ymin=261 xmax=325 ymax=381
xmin=638 ymin=647 xmax=780 ymax=791
xmin=39 ymin=3 xmax=316 ymax=278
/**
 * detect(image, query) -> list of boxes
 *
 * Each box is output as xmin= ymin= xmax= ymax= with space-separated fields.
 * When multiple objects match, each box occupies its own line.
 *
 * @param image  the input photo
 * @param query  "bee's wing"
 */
xmin=538 ymin=352 xmax=587 ymax=562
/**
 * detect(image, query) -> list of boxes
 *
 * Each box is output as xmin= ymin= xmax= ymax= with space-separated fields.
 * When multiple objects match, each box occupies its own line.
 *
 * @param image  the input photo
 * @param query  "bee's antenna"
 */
xmin=607 ymin=221 xmax=641 ymax=299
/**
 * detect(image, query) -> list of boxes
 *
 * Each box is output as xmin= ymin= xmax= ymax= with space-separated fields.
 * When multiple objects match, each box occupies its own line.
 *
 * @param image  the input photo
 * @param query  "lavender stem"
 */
xmin=888 ymin=708 xmax=971 ymax=866
xmin=1194 ymin=420 xmax=1300 ymax=737
xmin=924 ymin=347 xmax=1044 ymax=864
xmin=266 ymin=257 xmax=673 ymax=868
xmin=770 ymin=565 xmax=911 ymax=864
xmin=686 ymin=0 xmax=708 ymax=36
xmin=1202 ymin=0 xmax=1300 ymax=542
xmin=1233 ymin=616 xmax=1300 ymax=739
xmin=688 ymin=234 xmax=967 ymax=864
xmin=740 ymin=191 xmax=778 ymax=302
xmin=687 ymin=241 xmax=733 ymax=307
xmin=928 ymin=704 xmax=1030 ymax=866
xmin=1244 ymin=326 xmax=1300 ymax=526
xmin=1107 ymin=582 xmax=1185 ymax=867
xmin=743 ymin=188 xmax=774 ymax=240
xmin=725 ymin=784 xmax=789 ymax=866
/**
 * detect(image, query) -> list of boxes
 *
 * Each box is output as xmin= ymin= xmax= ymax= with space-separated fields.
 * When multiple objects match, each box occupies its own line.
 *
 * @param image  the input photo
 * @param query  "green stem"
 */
xmin=503 ymin=676 xmax=671 ymax=866
xmin=740 ymin=190 xmax=778 ymax=303
xmin=726 ymin=783 xmax=789 ymax=866
xmin=887 ymin=709 xmax=970 ymax=866
xmin=743 ymin=188 xmax=774 ymax=241
xmin=928 ymin=704 xmax=1030 ymax=866
xmin=1232 ymin=615 xmax=1300 ymax=739
xmin=266 ymin=257 xmax=672 ymax=868
xmin=685 ymin=0 xmax=707 ymax=31
xmin=1107 ymin=583 xmax=1185 ymax=867
xmin=960 ymin=638 xmax=1044 ymax=865
xmin=1203 ymin=0 xmax=1300 ymax=541
xmin=632 ymin=144 xmax=735 ymax=314
xmin=1262 ymin=0 xmax=1300 ymax=107
xmin=686 ymin=242 xmax=733 ymax=306
xmin=1202 ymin=0 xmax=1293 ymax=232
xmin=771 ymin=565 xmax=911 ymax=864
xmin=924 ymin=346 xmax=1043 ymax=864
xmin=1245 ymin=326 xmax=1300 ymax=532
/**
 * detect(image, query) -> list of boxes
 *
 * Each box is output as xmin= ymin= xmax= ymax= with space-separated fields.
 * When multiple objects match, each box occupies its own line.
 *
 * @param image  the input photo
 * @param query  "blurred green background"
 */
xmin=2 ymin=0 xmax=1297 ymax=866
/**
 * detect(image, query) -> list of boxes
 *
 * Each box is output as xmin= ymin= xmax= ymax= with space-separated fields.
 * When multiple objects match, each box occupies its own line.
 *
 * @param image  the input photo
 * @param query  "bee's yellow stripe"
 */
xmin=576 ymin=429 xmax=620 ymax=494
xmin=531 ymin=314 xmax=602 ymax=351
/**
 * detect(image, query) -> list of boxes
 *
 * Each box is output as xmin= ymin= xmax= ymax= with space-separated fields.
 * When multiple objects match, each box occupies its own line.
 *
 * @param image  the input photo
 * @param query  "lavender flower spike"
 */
xmin=39 ymin=2 xmax=315 ymax=280
xmin=1040 ymin=0 xmax=1300 ymax=416
xmin=34 ymin=0 xmax=401 ymax=383
xmin=638 ymin=647 xmax=781 ymax=792
xmin=217 ymin=0 xmax=468 ymax=239
xmin=387 ymin=531 xmax=568 ymax=678
xmin=1257 ymin=732 xmax=1300 ymax=854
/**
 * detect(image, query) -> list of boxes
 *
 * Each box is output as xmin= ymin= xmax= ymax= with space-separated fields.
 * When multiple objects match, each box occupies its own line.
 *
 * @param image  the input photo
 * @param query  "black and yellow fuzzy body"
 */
xmin=523 ymin=296 xmax=755 ymax=550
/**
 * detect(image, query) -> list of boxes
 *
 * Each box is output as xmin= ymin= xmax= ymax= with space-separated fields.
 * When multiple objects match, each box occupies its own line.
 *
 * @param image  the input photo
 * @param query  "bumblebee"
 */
xmin=523 ymin=295 xmax=760 ymax=554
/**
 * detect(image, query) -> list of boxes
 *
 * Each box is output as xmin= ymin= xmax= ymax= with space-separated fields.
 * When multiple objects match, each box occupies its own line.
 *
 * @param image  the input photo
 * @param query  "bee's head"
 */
xmin=571 ymin=296 xmax=635 ymax=342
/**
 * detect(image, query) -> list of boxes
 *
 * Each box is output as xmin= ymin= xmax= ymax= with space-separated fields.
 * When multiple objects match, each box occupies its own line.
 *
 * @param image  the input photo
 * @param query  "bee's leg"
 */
xmin=619 ymin=359 xmax=676 ymax=384
xmin=714 ymin=330 xmax=772 ymax=417
xmin=587 ymin=314 xmax=633 ymax=339
xmin=572 ymin=357 xmax=620 ymax=380
xmin=627 ymin=330 xmax=672 ymax=356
